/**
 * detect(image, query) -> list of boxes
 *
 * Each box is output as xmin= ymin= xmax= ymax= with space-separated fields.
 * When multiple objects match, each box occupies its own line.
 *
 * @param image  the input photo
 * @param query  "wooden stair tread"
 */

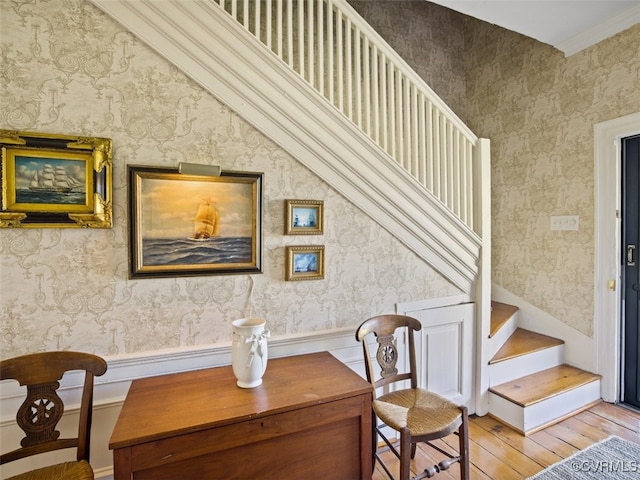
xmin=490 ymin=328 xmax=564 ymax=364
xmin=490 ymin=301 xmax=518 ymax=338
xmin=489 ymin=365 xmax=602 ymax=407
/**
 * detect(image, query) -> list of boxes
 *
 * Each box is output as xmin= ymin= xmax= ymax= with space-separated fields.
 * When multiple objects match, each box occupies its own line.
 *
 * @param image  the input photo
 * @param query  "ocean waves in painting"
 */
xmin=16 ymin=189 xmax=86 ymax=205
xmin=143 ymin=237 xmax=253 ymax=266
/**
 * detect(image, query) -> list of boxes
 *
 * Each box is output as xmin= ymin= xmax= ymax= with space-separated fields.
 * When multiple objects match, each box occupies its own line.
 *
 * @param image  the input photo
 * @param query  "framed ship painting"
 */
xmin=284 ymin=199 xmax=323 ymax=235
xmin=285 ymin=245 xmax=325 ymax=281
xmin=128 ymin=165 xmax=263 ymax=278
xmin=0 ymin=130 xmax=113 ymax=228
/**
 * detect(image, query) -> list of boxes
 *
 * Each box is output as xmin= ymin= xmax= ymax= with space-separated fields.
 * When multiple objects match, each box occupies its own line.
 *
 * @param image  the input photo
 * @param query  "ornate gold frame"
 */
xmin=0 ymin=130 xmax=112 ymax=228
xmin=285 ymin=245 xmax=325 ymax=281
xmin=284 ymin=199 xmax=324 ymax=235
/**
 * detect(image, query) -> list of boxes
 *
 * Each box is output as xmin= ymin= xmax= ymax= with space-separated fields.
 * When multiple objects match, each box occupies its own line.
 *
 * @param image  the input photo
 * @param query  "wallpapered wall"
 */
xmin=353 ymin=1 xmax=640 ymax=338
xmin=464 ymin=20 xmax=640 ymax=337
xmin=0 ymin=0 xmax=460 ymax=359
xmin=349 ymin=0 xmax=468 ymax=122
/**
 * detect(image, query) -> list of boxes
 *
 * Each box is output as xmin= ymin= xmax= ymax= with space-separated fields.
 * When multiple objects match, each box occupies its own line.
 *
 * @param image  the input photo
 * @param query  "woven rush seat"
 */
xmin=6 ymin=460 xmax=94 ymax=480
xmin=356 ymin=314 xmax=469 ymax=480
xmin=374 ymin=388 xmax=463 ymax=436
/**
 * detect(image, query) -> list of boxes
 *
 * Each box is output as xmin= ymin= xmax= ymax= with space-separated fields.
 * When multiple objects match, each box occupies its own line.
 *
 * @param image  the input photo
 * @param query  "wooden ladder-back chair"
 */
xmin=356 ymin=315 xmax=470 ymax=480
xmin=1 ymin=351 xmax=108 ymax=480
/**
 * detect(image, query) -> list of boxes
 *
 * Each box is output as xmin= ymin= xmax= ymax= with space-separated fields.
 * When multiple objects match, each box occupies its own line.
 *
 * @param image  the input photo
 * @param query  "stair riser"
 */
xmin=488 ymin=379 xmax=601 ymax=434
xmin=489 ymin=345 xmax=564 ymax=386
xmin=488 ymin=314 xmax=518 ymax=360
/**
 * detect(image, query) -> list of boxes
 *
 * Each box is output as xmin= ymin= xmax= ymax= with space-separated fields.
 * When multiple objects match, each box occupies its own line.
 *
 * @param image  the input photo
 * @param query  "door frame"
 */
xmin=595 ymin=112 xmax=640 ymax=402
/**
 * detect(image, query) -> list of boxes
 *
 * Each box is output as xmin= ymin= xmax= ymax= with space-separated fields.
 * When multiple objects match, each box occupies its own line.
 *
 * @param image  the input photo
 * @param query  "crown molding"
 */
xmin=558 ymin=4 xmax=640 ymax=56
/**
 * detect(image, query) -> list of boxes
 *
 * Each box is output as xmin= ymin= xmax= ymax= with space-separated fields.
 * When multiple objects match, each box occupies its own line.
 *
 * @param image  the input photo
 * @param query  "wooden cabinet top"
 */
xmin=109 ymin=351 xmax=371 ymax=449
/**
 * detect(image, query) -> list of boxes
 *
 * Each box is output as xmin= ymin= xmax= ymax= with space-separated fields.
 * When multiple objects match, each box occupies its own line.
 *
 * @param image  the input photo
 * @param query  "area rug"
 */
xmin=528 ymin=435 xmax=640 ymax=479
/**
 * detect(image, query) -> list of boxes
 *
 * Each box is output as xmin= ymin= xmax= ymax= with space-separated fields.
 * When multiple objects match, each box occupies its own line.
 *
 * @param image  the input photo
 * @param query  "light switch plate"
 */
xmin=550 ymin=215 xmax=579 ymax=231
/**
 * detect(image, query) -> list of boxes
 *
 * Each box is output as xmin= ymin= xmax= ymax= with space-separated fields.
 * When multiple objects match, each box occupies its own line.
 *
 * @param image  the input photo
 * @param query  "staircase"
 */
xmin=86 ymin=0 xmax=606 ymax=426
xmin=87 ymin=0 xmax=490 ymax=295
xmin=487 ymin=301 xmax=601 ymax=434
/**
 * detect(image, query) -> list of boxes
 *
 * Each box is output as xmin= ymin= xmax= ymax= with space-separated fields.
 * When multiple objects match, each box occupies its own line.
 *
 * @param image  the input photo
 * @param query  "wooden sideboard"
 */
xmin=109 ymin=351 xmax=373 ymax=479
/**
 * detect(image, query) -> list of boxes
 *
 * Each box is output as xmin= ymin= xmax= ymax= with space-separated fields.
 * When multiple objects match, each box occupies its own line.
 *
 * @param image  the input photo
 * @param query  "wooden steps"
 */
xmin=490 ymin=365 xmax=601 ymax=407
xmin=490 ymin=328 xmax=564 ymax=364
xmin=487 ymin=301 xmax=602 ymax=435
xmin=490 ymin=301 xmax=518 ymax=338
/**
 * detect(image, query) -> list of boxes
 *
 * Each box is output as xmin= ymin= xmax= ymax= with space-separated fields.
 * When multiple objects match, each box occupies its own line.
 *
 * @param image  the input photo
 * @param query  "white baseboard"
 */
xmin=1 ymin=301 xmax=475 ymax=479
xmin=94 ymin=466 xmax=114 ymax=479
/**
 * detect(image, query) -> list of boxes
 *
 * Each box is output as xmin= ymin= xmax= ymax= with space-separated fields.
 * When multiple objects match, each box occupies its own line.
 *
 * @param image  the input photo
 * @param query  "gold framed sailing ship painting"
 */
xmin=128 ymin=165 xmax=263 ymax=278
xmin=285 ymin=245 xmax=325 ymax=281
xmin=0 ymin=130 xmax=112 ymax=228
xmin=284 ymin=199 xmax=323 ymax=235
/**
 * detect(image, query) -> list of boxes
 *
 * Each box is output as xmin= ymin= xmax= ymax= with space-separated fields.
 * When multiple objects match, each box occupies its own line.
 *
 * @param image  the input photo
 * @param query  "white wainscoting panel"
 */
xmin=399 ymin=300 xmax=475 ymax=409
xmin=0 ymin=328 xmax=362 ymax=480
xmin=1 ymin=301 xmax=474 ymax=480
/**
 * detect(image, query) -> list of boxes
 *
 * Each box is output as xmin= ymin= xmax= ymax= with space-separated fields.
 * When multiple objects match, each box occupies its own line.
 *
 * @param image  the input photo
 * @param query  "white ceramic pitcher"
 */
xmin=231 ymin=318 xmax=269 ymax=388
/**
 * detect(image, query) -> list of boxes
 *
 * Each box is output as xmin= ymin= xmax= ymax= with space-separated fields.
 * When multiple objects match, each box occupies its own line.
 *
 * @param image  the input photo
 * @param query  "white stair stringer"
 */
xmin=488 ymin=379 xmax=601 ymax=434
xmin=88 ymin=0 xmax=484 ymax=292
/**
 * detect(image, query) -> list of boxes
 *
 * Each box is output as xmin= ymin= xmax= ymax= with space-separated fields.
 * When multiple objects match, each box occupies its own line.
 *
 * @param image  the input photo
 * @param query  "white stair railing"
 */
xmin=215 ymin=0 xmax=481 ymax=234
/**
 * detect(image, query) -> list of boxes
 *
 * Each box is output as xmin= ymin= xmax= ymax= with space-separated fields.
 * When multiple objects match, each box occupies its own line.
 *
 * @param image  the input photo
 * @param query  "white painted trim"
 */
xmin=406 ymin=302 xmax=476 ymax=410
xmin=488 ymin=393 xmax=524 ymax=433
xmin=487 ymin=313 xmax=518 ymax=361
xmin=491 ymin=284 xmax=595 ymax=372
xmin=475 ymin=138 xmax=492 ymax=416
xmin=489 ymin=345 xmax=564 ymax=387
xmin=395 ymin=293 xmax=470 ymax=314
xmin=489 ymin=379 xmax=601 ymax=434
xmin=1 ymin=328 xmax=364 ymax=479
xmin=523 ymin=380 xmax=601 ymax=433
xmin=87 ymin=0 xmax=482 ymax=292
xmin=0 ymin=328 xmax=361 ymax=422
xmin=558 ymin=4 xmax=640 ymax=57
xmin=594 ymin=112 xmax=640 ymax=402
xmin=3 ymin=301 xmax=471 ymax=479
xmin=397 ymin=297 xmax=477 ymax=411
xmin=95 ymin=467 xmax=114 ymax=480
xmin=331 ymin=0 xmax=478 ymax=142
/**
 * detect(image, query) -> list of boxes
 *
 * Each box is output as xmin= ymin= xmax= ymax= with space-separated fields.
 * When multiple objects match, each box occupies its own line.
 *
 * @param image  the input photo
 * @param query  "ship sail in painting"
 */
xmin=190 ymin=197 xmax=220 ymax=240
xmin=29 ymin=163 xmax=82 ymax=193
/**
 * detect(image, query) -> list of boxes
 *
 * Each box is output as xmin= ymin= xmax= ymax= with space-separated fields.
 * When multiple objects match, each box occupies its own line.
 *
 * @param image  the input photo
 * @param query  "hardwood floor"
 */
xmin=371 ymin=401 xmax=640 ymax=480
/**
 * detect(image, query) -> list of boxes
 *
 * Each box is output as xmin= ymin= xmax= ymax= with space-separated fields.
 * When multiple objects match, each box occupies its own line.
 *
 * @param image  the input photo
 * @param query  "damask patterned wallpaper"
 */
xmin=0 ymin=0 xmax=459 ymax=359
xmin=351 ymin=1 xmax=640 ymax=337
xmin=464 ymin=19 xmax=640 ymax=337
xmin=349 ymin=0 xmax=468 ymax=122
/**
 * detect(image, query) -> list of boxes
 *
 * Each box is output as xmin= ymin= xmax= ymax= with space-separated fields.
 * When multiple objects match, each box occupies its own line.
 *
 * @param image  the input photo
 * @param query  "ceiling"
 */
xmin=428 ymin=1 xmax=640 ymax=56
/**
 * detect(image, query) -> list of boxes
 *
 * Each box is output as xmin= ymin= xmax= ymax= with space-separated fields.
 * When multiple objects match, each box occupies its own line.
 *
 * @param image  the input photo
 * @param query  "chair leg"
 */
xmin=372 ymin=411 xmax=378 ymax=471
xmin=458 ymin=407 xmax=470 ymax=480
xmin=400 ymin=428 xmax=412 ymax=480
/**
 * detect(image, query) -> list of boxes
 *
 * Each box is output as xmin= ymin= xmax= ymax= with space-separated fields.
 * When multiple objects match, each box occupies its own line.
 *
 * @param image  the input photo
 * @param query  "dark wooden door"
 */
xmin=622 ymin=134 xmax=640 ymax=409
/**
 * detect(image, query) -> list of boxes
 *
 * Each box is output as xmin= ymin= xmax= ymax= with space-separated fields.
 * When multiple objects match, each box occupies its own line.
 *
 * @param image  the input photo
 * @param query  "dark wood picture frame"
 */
xmin=128 ymin=165 xmax=263 ymax=278
xmin=0 ymin=130 xmax=112 ymax=228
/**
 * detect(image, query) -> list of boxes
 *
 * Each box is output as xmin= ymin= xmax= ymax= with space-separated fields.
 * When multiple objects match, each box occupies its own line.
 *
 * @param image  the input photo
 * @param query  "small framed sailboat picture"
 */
xmin=0 ymin=130 xmax=113 ymax=228
xmin=285 ymin=245 xmax=325 ymax=281
xmin=128 ymin=165 xmax=263 ymax=278
xmin=285 ymin=199 xmax=323 ymax=235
